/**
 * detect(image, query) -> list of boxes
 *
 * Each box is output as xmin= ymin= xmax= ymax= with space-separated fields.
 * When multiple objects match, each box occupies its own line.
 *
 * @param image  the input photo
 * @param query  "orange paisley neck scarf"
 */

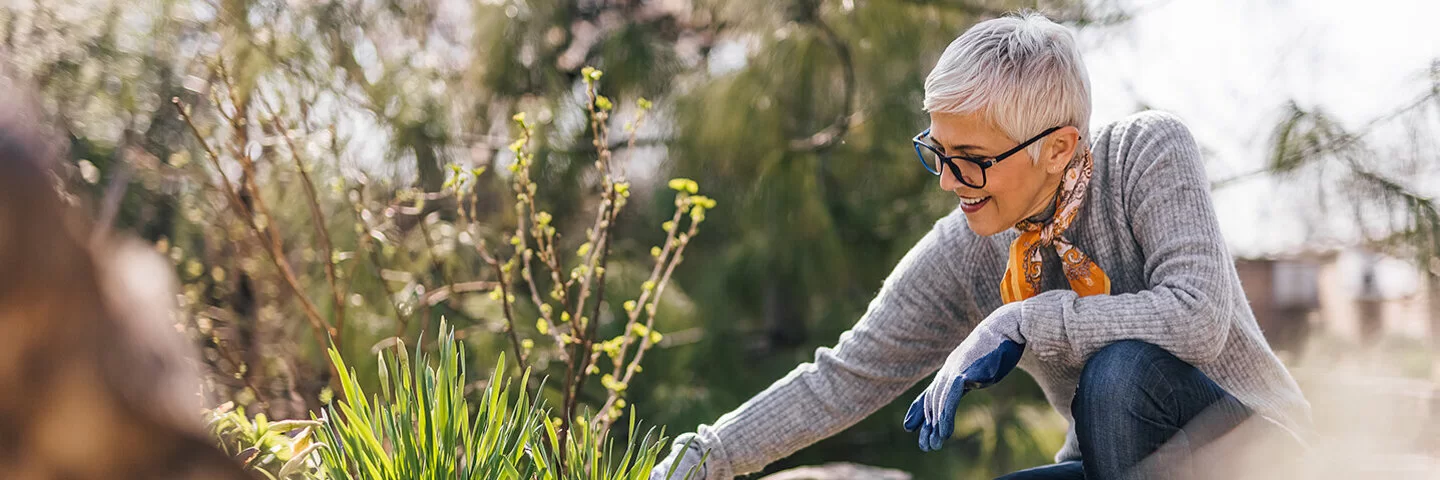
xmin=999 ymin=147 xmax=1111 ymax=304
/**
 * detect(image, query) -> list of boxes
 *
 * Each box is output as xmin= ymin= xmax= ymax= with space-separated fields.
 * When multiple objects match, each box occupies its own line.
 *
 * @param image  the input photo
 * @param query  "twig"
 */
xmin=475 ymin=238 xmax=530 ymax=374
xmin=569 ymin=198 xmax=615 ymax=428
xmin=891 ymin=0 xmax=1130 ymax=26
xmin=507 ymin=123 xmax=571 ymax=357
xmin=418 ymin=214 xmax=458 ymax=303
xmin=348 ymin=188 xmax=413 ymax=336
xmin=1209 ymin=168 xmax=1271 ymax=189
xmin=258 ymin=94 xmax=348 ymax=338
xmin=789 ymin=14 xmax=857 ymax=153
xmin=421 ymin=280 xmax=500 ymax=306
xmin=170 ymin=98 xmax=336 ymax=357
xmin=1223 ymin=92 xmax=1440 ymax=190
xmin=594 ymin=212 xmax=700 ymax=432
xmin=520 ymin=246 xmax=571 ymax=355
xmin=559 ymin=71 xmax=620 ymax=469
xmin=608 ymin=204 xmax=684 ymax=378
xmin=553 ymin=135 xmax=669 ymax=156
xmin=216 ymin=61 xmax=338 ymax=351
xmin=208 ymin=333 xmax=271 ymax=410
xmin=620 ymin=220 xmax=697 ymax=386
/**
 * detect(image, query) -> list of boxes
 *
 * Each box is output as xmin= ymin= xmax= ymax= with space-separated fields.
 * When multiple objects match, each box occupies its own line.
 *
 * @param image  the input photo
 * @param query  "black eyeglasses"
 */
xmin=912 ymin=126 xmax=1063 ymax=189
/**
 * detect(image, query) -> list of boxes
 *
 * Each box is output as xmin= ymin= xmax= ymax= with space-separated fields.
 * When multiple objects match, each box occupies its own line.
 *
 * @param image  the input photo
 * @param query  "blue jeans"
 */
xmin=995 ymin=340 xmax=1255 ymax=480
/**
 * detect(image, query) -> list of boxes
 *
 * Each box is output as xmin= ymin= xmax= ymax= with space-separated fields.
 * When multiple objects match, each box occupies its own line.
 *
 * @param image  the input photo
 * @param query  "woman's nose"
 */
xmin=939 ymin=164 xmax=961 ymax=191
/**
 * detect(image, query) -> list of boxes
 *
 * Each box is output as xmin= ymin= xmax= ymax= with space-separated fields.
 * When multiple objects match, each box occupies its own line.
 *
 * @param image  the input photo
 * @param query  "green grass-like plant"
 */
xmin=534 ymin=405 xmax=695 ymax=480
xmin=314 ymin=321 xmax=547 ymax=479
xmin=309 ymin=322 xmax=696 ymax=480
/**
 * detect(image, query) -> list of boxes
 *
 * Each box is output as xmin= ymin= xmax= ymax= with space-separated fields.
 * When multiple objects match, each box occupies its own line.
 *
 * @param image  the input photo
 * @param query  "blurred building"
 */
xmin=1236 ymin=248 xmax=1438 ymax=351
xmin=1238 ymin=249 xmax=1440 ymax=464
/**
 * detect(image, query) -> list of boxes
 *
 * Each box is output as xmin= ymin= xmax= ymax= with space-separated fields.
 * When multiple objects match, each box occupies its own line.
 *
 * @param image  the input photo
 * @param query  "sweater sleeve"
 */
xmin=683 ymin=216 xmax=984 ymax=479
xmin=1017 ymin=112 xmax=1237 ymax=366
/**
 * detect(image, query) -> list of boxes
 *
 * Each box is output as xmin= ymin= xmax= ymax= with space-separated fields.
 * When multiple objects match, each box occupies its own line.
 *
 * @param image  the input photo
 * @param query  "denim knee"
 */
xmin=1073 ymin=340 xmax=1182 ymax=425
xmin=1071 ymin=340 xmax=1253 ymax=479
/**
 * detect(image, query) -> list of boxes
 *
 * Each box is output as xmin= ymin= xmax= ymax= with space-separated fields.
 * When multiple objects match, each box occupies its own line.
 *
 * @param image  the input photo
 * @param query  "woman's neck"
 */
xmin=1022 ymin=175 xmax=1065 ymax=223
xmin=1022 ymin=149 xmax=1085 ymax=224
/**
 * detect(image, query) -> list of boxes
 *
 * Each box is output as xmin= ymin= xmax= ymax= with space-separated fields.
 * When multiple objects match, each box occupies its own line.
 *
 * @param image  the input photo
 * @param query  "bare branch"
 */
xmin=421 ymin=280 xmax=501 ymax=306
xmin=258 ymin=93 xmax=348 ymax=338
xmin=348 ymin=186 xmax=414 ymax=336
xmin=171 ymin=98 xmax=336 ymax=355
xmin=788 ymin=14 xmax=857 ymax=153
xmin=475 ymin=238 xmax=530 ymax=374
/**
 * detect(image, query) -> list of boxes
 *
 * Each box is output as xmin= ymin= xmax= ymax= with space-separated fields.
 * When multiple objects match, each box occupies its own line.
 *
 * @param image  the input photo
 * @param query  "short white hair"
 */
xmin=923 ymin=11 xmax=1091 ymax=160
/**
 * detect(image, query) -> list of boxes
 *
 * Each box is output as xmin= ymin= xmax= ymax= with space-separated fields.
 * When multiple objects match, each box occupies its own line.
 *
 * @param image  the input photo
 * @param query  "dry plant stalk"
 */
xmin=170 ymin=60 xmax=346 ymax=395
xmin=453 ymin=67 xmax=716 ymax=466
xmin=172 ymin=97 xmax=335 ymax=352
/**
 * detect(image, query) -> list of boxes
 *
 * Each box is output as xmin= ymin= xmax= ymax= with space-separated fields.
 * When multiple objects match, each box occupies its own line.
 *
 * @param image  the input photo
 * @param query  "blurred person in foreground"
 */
xmin=0 ymin=87 xmax=252 ymax=479
xmin=653 ymin=11 xmax=1311 ymax=480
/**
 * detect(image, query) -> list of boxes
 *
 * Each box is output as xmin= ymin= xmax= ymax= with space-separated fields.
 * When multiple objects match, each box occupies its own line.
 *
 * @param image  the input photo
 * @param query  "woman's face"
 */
xmin=927 ymin=111 xmax=1078 ymax=236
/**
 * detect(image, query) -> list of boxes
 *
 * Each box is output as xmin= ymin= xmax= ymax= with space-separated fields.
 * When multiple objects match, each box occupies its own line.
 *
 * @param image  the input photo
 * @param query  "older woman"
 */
xmin=652 ymin=12 xmax=1310 ymax=480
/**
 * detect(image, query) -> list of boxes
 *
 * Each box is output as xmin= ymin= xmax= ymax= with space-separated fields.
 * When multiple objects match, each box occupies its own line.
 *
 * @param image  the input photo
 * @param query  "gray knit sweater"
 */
xmin=671 ymin=111 xmax=1313 ymax=479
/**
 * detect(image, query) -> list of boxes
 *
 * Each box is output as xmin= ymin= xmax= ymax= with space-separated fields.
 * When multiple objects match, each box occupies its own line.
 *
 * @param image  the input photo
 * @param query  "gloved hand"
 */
xmin=903 ymin=301 xmax=1027 ymax=452
xmin=650 ymin=433 xmax=709 ymax=480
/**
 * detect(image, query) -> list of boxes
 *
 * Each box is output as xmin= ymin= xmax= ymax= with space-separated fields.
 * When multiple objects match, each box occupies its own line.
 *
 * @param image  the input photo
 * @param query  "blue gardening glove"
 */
xmin=903 ymin=302 xmax=1026 ymax=452
xmin=650 ymin=433 xmax=708 ymax=480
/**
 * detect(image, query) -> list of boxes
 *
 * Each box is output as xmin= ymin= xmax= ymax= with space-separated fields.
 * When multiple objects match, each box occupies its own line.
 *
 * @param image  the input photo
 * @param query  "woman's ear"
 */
xmin=1043 ymin=126 xmax=1082 ymax=174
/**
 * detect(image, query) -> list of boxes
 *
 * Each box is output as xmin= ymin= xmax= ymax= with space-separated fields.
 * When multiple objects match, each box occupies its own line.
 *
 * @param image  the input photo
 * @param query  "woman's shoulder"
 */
xmin=1092 ymin=110 xmax=1193 ymax=144
xmin=1089 ymin=110 xmax=1204 ymax=188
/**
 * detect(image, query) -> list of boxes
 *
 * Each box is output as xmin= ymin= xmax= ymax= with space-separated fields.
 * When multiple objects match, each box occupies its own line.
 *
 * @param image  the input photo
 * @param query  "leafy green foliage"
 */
xmin=314 ymin=322 xmax=547 ymax=479
xmin=208 ymin=403 xmax=324 ymax=479
xmin=307 ymin=321 xmax=698 ymax=480
xmin=1261 ymin=94 xmax=1440 ymax=263
xmin=534 ymin=407 xmax=690 ymax=480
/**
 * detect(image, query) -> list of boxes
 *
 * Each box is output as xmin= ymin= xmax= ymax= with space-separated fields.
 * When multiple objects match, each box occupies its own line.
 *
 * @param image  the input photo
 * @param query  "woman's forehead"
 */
xmin=927 ymin=111 xmax=1008 ymax=152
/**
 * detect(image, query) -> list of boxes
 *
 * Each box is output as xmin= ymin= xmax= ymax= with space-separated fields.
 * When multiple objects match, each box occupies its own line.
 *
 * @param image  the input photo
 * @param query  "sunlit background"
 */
xmin=2 ymin=0 xmax=1436 ymax=476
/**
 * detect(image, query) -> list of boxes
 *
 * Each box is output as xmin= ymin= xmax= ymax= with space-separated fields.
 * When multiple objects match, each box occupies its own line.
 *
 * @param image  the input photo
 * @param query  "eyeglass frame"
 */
xmin=912 ymin=125 xmax=1064 ymax=189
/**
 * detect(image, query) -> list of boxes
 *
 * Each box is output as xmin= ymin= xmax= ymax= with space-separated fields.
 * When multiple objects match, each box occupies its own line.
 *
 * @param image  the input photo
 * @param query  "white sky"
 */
xmin=1078 ymin=0 xmax=1440 ymax=257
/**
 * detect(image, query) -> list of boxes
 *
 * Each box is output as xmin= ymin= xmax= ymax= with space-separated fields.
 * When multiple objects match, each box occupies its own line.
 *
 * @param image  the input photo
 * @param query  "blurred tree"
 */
xmin=1237 ymin=61 xmax=1440 ymax=364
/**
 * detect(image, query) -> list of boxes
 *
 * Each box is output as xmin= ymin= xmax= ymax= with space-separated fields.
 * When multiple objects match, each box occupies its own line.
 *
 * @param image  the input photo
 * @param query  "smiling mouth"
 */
xmin=959 ymin=195 xmax=991 ymax=213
